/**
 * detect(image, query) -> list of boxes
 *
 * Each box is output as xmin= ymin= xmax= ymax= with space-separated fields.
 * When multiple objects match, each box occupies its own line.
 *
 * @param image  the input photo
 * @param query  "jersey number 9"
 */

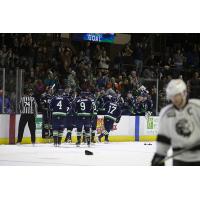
xmin=80 ymin=102 xmax=86 ymax=111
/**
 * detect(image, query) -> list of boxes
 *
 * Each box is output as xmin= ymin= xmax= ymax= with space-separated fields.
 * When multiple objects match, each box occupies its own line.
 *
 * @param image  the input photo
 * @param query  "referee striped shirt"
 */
xmin=19 ymin=95 xmax=38 ymax=115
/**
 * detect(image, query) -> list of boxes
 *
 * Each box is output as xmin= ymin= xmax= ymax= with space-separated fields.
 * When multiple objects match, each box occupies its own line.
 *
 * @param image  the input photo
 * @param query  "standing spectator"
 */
xmin=99 ymin=50 xmax=110 ymax=64
xmin=173 ymin=49 xmax=185 ymax=74
xmin=133 ymin=42 xmax=144 ymax=76
xmin=0 ymin=89 xmax=11 ymax=113
xmin=67 ymin=70 xmax=77 ymax=89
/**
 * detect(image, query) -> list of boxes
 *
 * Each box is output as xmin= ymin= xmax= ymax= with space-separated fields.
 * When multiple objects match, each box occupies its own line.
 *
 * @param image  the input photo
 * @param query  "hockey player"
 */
xmin=122 ymin=92 xmax=135 ymax=115
xmin=98 ymin=95 xmax=121 ymax=143
xmin=96 ymin=89 xmax=111 ymax=115
xmin=64 ymin=90 xmax=76 ymax=143
xmin=152 ymin=79 xmax=200 ymax=166
xmin=40 ymin=86 xmax=53 ymax=138
xmin=90 ymin=94 xmax=98 ymax=143
xmin=75 ymin=92 xmax=93 ymax=147
xmin=50 ymin=89 xmax=71 ymax=147
xmin=134 ymin=94 xmax=150 ymax=116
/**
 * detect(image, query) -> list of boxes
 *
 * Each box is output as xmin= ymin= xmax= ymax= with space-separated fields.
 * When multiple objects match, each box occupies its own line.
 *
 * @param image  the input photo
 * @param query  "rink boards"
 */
xmin=0 ymin=114 xmax=158 ymax=144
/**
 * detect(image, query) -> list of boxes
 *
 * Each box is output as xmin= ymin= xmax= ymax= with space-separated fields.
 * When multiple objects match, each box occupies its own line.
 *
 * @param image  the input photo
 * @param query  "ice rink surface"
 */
xmin=0 ymin=142 xmax=172 ymax=166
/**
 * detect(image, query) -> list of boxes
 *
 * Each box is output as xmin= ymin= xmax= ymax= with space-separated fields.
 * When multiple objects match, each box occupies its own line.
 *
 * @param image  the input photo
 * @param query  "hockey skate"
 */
xmin=76 ymin=141 xmax=81 ymax=147
xmin=91 ymin=135 xmax=96 ymax=144
xmin=76 ymin=136 xmax=81 ymax=147
xmin=82 ymin=136 xmax=86 ymax=144
xmin=86 ymin=137 xmax=91 ymax=147
xmin=65 ymin=137 xmax=72 ymax=144
xmin=98 ymin=133 xmax=104 ymax=143
xmin=104 ymin=135 xmax=109 ymax=144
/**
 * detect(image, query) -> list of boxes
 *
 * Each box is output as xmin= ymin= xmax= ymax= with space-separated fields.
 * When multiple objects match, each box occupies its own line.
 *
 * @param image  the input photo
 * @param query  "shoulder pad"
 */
xmin=159 ymin=104 xmax=174 ymax=119
xmin=189 ymin=99 xmax=200 ymax=108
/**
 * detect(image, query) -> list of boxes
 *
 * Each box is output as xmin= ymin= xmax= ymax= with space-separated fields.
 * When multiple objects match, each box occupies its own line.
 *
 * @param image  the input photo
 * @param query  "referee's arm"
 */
xmin=33 ymin=98 xmax=38 ymax=117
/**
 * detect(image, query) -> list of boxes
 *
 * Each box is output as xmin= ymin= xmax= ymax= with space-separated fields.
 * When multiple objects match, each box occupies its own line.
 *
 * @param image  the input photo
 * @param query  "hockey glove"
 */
xmin=151 ymin=153 xmax=165 ymax=166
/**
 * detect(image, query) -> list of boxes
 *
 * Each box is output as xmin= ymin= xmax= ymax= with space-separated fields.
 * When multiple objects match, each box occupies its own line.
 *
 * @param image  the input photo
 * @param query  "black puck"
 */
xmin=85 ymin=150 xmax=93 ymax=155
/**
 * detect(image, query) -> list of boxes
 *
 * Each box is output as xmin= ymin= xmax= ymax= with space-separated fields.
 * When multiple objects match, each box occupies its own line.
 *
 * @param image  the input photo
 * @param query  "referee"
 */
xmin=17 ymin=88 xmax=38 ymax=145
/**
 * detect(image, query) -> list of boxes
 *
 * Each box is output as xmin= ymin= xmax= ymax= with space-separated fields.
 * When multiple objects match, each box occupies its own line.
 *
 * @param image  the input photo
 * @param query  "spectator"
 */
xmin=133 ymin=42 xmax=144 ymax=76
xmin=0 ymin=90 xmax=11 ymax=113
xmin=187 ymin=71 xmax=200 ymax=98
xmin=122 ymin=43 xmax=133 ymax=57
xmin=67 ymin=70 xmax=77 ymax=89
xmin=99 ymin=50 xmax=110 ymax=65
xmin=173 ymin=49 xmax=185 ymax=73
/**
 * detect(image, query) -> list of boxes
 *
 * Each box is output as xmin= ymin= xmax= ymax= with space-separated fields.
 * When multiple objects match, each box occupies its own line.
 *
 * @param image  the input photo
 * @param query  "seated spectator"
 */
xmin=0 ymin=90 xmax=11 ymax=113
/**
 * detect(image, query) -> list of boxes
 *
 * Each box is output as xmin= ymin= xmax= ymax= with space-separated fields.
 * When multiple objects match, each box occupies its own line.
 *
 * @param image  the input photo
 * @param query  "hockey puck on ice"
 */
xmin=85 ymin=150 xmax=93 ymax=155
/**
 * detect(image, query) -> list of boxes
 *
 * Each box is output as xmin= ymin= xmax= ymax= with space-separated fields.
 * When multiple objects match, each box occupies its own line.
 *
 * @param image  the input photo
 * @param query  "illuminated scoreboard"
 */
xmin=72 ymin=33 xmax=115 ymax=43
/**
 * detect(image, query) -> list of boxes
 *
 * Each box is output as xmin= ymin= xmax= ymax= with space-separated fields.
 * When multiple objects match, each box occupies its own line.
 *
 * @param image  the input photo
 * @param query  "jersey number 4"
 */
xmin=57 ymin=100 xmax=62 ymax=110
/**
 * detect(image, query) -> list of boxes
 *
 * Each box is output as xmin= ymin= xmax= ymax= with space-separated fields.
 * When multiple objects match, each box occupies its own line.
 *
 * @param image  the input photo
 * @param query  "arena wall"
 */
xmin=0 ymin=114 xmax=158 ymax=144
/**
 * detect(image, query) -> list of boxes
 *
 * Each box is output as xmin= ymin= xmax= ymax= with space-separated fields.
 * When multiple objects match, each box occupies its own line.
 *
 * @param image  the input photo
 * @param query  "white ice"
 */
xmin=0 ymin=142 xmax=172 ymax=166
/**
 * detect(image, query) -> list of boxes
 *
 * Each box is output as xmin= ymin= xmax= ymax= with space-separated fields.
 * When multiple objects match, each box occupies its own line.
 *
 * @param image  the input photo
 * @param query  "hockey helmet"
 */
xmin=166 ymin=79 xmax=187 ymax=100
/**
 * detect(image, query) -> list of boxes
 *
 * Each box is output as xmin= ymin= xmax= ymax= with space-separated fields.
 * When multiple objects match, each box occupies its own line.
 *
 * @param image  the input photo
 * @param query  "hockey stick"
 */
xmin=159 ymin=141 xmax=200 ymax=165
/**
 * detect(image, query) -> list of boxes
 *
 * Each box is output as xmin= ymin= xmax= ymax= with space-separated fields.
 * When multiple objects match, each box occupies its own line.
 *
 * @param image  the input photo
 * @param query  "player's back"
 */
xmin=41 ymin=93 xmax=52 ymax=109
xmin=50 ymin=95 xmax=70 ymax=116
xmin=104 ymin=101 xmax=121 ymax=121
xmin=90 ymin=97 xmax=98 ymax=115
xmin=75 ymin=98 xmax=93 ymax=117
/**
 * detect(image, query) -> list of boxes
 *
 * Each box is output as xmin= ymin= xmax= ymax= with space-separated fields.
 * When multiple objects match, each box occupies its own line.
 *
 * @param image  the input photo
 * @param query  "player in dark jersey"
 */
xmin=40 ymin=86 xmax=53 ymax=138
xmin=64 ymin=91 xmax=76 ymax=143
xmin=121 ymin=92 xmax=136 ymax=115
xmin=74 ymin=92 xmax=93 ymax=147
xmin=49 ymin=89 xmax=71 ymax=147
xmin=134 ymin=95 xmax=147 ymax=116
xmin=96 ymin=89 xmax=111 ymax=115
xmin=90 ymin=94 xmax=98 ymax=143
xmin=98 ymin=96 xmax=121 ymax=143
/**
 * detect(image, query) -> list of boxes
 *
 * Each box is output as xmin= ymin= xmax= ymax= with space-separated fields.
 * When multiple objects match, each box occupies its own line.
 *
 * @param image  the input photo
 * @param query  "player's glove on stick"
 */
xmin=151 ymin=153 xmax=165 ymax=166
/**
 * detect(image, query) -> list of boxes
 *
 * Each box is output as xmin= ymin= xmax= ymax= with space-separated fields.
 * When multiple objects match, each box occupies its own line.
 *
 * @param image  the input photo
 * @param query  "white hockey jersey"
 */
xmin=156 ymin=99 xmax=200 ymax=162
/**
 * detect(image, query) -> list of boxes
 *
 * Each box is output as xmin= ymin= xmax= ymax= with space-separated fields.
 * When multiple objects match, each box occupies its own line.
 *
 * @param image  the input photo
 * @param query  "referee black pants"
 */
xmin=17 ymin=114 xmax=36 ymax=143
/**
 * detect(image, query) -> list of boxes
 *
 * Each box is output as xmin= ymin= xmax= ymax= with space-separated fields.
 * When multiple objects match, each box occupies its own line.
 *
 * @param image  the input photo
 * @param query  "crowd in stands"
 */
xmin=1 ymin=33 xmax=200 ymax=114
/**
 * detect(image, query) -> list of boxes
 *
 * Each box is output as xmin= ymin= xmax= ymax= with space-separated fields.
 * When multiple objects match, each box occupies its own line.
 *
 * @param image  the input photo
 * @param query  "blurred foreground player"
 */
xmin=75 ymin=92 xmax=93 ymax=147
xmin=152 ymin=79 xmax=200 ymax=166
xmin=50 ymin=89 xmax=71 ymax=147
xmin=98 ymin=96 xmax=121 ymax=143
xmin=17 ymin=88 xmax=38 ymax=145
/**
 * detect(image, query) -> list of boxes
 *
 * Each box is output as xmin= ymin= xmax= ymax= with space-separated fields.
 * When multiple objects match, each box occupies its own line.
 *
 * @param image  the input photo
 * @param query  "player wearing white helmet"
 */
xmin=151 ymin=79 xmax=200 ymax=166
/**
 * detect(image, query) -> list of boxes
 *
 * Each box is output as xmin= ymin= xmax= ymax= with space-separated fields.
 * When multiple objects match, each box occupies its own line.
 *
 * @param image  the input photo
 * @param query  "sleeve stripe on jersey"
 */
xmin=173 ymin=144 xmax=200 ymax=152
xmin=157 ymin=134 xmax=171 ymax=145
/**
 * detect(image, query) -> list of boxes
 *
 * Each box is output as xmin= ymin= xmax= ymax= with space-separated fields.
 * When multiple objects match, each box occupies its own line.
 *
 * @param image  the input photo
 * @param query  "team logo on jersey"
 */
xmin=187 ymin=107 xmax=193 ymax=115
xmin=175 ymin=118 xmax=194 ymax=137
xmin=167 ymin=110 xmax=176 ymax=117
